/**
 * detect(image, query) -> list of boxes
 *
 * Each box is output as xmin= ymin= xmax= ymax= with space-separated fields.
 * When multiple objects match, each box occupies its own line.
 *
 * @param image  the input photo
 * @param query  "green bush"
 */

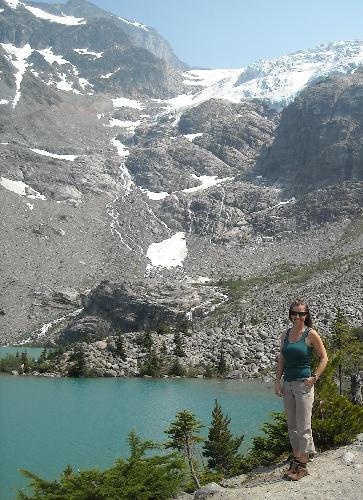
xmin=157 ymin=323 xmax=171 ymax=335
xmin=0 ymin=353 xmax=35 ymax=373
xmin=242 ymin=412 xmax=290 ymax=470
xmin=312 ymin=361 xmax=363 ymax=449
xmin=169 ymin=358 xmax=186 ymax=377
xmin=139 ymin=350 xmax=164 ymax=377
xmin=18 ymin=431 xmax=187 ymax=499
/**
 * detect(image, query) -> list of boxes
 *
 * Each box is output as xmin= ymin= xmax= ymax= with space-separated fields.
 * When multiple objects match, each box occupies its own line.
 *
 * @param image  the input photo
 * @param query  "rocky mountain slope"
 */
xmin=0 ymin=0 xmax=362 ymax=366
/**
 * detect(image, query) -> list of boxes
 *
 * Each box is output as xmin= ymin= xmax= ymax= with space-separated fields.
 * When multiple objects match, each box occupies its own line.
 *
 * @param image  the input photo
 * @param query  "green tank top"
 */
xmin=282 ymin=327 xmax=313 ymax=381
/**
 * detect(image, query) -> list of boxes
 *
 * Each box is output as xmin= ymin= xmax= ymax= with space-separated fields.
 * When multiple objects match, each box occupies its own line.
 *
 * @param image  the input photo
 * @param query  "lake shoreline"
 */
xmin=0 ymin=343 xmax=276 ymax=381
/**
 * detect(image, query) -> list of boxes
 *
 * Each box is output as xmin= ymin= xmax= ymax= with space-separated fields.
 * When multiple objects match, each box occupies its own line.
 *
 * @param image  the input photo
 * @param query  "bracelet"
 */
xmin=312 ymin=373 xmax=319 ymax=381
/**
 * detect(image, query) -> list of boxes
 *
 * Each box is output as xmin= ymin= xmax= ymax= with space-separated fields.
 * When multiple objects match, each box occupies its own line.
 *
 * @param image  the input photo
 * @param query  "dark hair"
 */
xmin=288 ymin=298 xmax=312 ymax=327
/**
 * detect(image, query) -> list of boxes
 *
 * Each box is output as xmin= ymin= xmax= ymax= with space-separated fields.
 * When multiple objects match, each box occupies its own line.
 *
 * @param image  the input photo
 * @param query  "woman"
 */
xmin=275 ymin=298 xmax=328 ymax=481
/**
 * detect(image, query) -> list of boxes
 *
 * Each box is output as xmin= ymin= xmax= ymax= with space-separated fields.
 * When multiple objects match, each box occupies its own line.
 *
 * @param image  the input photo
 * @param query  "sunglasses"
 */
xmin=291 ymin=311 xmax=307 ymax=317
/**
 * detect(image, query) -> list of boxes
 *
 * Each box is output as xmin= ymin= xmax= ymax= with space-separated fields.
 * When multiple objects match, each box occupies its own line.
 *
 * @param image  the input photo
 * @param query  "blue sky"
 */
xmin=42 ymin=1 xmax=363 ymax=68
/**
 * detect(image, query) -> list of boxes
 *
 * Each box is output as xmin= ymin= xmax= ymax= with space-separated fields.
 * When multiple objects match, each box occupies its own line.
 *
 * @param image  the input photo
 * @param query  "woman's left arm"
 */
xmin=305 ymin=329 xmax=329 ymax=387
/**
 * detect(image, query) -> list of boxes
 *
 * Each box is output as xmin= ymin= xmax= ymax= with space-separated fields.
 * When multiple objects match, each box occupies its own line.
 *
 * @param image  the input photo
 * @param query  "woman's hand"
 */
xmin=304 ymin=377 xmax=315 ymax=388
xmin=275 ymin=381 xmax=282 ymax=396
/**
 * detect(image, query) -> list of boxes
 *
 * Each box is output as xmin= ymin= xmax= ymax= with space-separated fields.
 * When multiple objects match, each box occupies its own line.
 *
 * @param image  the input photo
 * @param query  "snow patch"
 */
xmin=0 ymin=8 xmax=4 ymax=13
xmin=0 ymin=99 xmax=9 ymax=104
xmin=56 ymin=73 xmax=74 ymax=91
xmin=147 ymin=232 xmax=187 ymax=269
xmin=3 ymin=1 xmax=20 ymax=8
xmin=111 ymin=138 xmax=130 ymax=158
xmin=100 ymin=68 xmax=120 ymax=79
xmin=37 ymin=48 xmax=69 ymax=65
xmin=78 ymin=77 xmax=93 ymax=90
xmin=119 ymin=16 xmax=148 ymax=31
xmin=74 ymin=48 xmax=103 ymax=58
xmin=141 ymin=189 xmax=170 ymax=201
xmin=0 ymin=177 xmax=46 ymax=200
xmin=105 ymin=118 xmax=141 ymax=130
xmin=181 ymin=174 xmax=234 ymax=194
xmin=184 ymin=133 xmax=203 ymax=142
xmin=112 ymin=97 xmax=144 ymax=109
xmin=30 ymin=148 xmax=78 ymax=161
xmin=4 ymin=1 xmax=86 ymax=24
xmin=1 ymin=42 xmax=33 ymax=107
xmin=26 ymin=202 xmax=34 ymax=210
xmin=24 ymin=5 xmax=86 ymax=25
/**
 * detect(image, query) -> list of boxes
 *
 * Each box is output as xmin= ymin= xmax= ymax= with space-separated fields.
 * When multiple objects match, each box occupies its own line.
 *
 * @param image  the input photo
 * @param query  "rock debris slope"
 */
xmin=0 ymin=0 xmax=362 ymax=351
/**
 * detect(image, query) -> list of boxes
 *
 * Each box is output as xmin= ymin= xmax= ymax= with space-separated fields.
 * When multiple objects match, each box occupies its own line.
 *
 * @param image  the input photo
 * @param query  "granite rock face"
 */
xmin=178 ymin=99 xmax=278 ymax=172
xmin=57 ymin=279 xmax=228 ymax=344
xmin=257 ymin=71 xmax=363 ymax=193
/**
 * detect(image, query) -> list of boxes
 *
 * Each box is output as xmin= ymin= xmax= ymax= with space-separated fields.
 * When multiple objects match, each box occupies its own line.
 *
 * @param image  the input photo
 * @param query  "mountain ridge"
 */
xmin=0 ymin=0 xmax=362 ymax=364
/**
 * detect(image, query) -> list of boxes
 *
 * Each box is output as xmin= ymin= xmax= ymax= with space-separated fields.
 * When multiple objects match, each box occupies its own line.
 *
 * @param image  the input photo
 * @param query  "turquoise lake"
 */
xmin=0 ymin=348 xmax=282 ymax=499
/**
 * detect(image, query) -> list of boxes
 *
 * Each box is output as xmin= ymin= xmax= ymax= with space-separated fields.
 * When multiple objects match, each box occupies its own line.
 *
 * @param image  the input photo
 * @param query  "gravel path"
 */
xmin=187 ymin=437 xmax=363 ymax=499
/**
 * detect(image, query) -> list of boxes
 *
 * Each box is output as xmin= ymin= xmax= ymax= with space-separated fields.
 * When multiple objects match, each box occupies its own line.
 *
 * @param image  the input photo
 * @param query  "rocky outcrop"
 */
xmin=57 ymin=280 xmax=228 ymax=344
xmin=257 ymin=71 xmax=363 ymax=193
xmin=0 ymin=0 xmax=184 ymax=99
xmin=178 ymin=99 xmax=278 ymax=172
xmin=50 ymin=0 xmax=188 ymax=70
xmin=127 ymin=123 xmax=235 ymax=192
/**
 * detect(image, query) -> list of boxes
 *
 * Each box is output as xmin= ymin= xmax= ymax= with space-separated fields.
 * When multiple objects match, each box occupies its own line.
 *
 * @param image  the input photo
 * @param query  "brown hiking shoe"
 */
xmin=288 ymin=464 xmax=308 ymax=481
xmin=283 ymin=460 xmax=298 ymax=478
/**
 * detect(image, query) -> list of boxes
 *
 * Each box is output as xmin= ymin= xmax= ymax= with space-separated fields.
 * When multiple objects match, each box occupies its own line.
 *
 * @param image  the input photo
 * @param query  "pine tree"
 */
xmin=329 ymin=309 xmax=362 ymax=394
xmin=160 ymin=341 xmax=168 ymax=355
xmin=173 ymin=332 xmax=186 ymax=357
xmin=165 ymin=410 xmax=204 ymax=489
xmin=139 ymin=331 xmax=153 ymax=352
xmin=115 ymin=335 xmax=127 ymax=361
xmin=169 ymin=358 xmax=186 ymax=377
xmin=157 ymin=322 xmax=171 ymax=335
xmin=217 ymin=348 xmax=227 ymax=375
xmin=140 ymin=349 xmax=164 ymax=377
xmin=312 ymin=357 xmax=363 ymax=448
xmin=203 ymin=400 xmax=244 ymax=476
xmin=68 ymin=346 xmax=86 ymax=377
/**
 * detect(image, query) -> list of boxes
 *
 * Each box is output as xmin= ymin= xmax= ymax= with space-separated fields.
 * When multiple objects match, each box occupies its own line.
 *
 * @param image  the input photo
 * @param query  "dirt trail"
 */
xmin=184 ymin=436 xmax=363 ymax=499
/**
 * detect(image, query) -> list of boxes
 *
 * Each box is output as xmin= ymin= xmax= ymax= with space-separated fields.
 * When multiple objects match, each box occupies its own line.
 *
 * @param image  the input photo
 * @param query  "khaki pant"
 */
xmin=282 ymin=380 xmax=315 ymax=455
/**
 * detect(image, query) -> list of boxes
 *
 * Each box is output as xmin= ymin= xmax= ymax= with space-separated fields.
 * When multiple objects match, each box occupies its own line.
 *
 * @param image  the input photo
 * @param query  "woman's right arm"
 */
xmin=275 ymin=333 xmax=285 ymax=396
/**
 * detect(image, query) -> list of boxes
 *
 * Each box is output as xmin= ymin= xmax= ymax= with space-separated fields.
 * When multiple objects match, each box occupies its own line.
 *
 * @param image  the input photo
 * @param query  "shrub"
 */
xmin=157 ymin=323 xmax=171 ymax=335
xmin=169 ymin=358 xmax=186 ymax=377
xmin=242 ymin=412 xmax=290 ymax=470
xmin=312 ymin=360 xmax=363 ymax=449
xmin=18 ymin=431 xmax=187 ymax=499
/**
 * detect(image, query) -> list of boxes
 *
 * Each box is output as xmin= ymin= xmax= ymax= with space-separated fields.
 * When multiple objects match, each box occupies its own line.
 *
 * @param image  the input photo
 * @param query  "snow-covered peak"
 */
xmin=234 ymin=40 xmax=363 ymax=103
xmin=4 ymin=0 xmax=86 ymax=25
xmin=175 ymin=40 xmax=363 ymax=114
